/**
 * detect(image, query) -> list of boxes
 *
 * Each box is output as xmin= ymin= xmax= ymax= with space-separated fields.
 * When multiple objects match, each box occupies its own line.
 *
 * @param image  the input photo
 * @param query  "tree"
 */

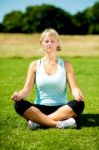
xmin=21 ymin=4 xmax=74 ymax=34
xmin=3 ymin=11 xmax=23 ymax=33
xmin=73 ymin=10 xmax=90 ymax=34
xmin=1 ymin=2 xmax=99 ymax=34
xmin=73 ymin=2 xmax=99 ymax=34
xmin=0 ymin=23 xmax=4 ymax=32
xmin=90 ymin=2 xmax=99 ymax=34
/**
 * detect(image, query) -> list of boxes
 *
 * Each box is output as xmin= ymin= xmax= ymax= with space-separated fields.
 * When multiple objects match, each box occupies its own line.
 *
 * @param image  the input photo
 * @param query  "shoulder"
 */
xmin=63 ymin=60 xmax=73 ymax=73
xmin=59 ymin=58 xmax=72 ymax=67
xmin=28 ymin=60 xmax=38 ymax=73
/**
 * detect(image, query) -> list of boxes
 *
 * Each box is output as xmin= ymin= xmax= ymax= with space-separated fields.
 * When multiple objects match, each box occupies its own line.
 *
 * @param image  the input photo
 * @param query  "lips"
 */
xmin=47 ymin=46 xmax=51 ymax=49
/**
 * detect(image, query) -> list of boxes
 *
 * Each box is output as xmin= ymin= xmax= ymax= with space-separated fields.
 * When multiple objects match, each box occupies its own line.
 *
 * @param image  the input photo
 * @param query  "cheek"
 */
xmin=54 ymin=43 xmax=58 ymax=49
xmin=56 ymin=42 xmax=59 ymax=47
xmin=43 ymin=44 xmax=47 ymax=49
xmin=41 ymin=43 xmax=45 ymax=48
xmin=41 ymin=43 xmax=47 ymax=51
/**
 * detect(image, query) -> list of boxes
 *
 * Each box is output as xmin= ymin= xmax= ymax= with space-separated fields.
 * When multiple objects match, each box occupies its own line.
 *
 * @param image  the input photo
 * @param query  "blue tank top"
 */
xmin=34 ymin=58 xmax=68 ymax=106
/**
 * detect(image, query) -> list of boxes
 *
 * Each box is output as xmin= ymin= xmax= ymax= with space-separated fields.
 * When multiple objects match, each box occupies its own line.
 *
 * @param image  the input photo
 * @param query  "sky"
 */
xmin=0 ymin=0 xmax=98 ymax=22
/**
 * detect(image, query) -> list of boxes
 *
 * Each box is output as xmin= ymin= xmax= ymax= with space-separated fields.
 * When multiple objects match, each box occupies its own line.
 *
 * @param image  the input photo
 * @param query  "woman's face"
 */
xmin=42 ymin=35 xmax=58 ymax=53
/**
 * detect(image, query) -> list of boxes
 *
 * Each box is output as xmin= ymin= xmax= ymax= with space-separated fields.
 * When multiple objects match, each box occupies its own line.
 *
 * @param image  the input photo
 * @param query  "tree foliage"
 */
xmin=21 ymin=4 xmax=73 ymax=34
xmin=73 ymin=2 xmax=99 ymax=34
xmin=3 ymin=11 xmax=23 ymax=33
xmin=1 ymin=2 xmax=99 ymax=34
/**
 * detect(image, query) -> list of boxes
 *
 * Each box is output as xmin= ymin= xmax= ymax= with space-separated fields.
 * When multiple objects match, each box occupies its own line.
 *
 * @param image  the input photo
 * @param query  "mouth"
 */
xmin=47 ymin=46 xmax=51 ymax=49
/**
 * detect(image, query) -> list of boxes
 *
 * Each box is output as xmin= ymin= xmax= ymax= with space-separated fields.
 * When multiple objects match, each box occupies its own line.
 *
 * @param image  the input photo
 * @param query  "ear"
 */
xmin=56 ymin=41 xmax=61 ymax=51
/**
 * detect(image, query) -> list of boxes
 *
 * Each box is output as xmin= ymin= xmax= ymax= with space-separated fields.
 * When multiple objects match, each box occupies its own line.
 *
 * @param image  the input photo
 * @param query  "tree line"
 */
xmin=0 ymin=2 xmax=99 ymax=34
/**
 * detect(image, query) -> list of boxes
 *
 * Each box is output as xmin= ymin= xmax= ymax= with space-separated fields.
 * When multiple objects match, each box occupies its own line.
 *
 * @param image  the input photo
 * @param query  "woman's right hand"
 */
xmin=11 ymin=91 xmax=22 ymax=101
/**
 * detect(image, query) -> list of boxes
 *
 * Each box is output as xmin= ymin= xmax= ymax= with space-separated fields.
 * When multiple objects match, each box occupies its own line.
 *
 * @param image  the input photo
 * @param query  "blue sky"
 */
xmin=0 ymin=0 xmax=98 ymax=22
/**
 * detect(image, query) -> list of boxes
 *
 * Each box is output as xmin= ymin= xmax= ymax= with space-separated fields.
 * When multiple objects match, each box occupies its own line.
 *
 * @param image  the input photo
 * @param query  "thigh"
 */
xmin=14 ymin=100 xmax=33 ymax=116
xmin=14 ymin=99 xmax=63 ymax=116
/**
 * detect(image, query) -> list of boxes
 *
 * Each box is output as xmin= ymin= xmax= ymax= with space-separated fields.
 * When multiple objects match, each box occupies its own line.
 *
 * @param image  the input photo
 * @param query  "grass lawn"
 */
xmin=0 ymin=57 xmax=99 ymax=150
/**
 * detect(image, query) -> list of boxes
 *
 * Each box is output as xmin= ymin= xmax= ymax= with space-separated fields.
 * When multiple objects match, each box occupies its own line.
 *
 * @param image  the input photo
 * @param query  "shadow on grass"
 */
xmin=77 ymin=114 xmax=99 ymax=129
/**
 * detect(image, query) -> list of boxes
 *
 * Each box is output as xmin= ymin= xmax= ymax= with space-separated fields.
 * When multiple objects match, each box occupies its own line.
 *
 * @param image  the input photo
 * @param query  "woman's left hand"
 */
xmin=72 ymin=88 xmax=84 ymax=101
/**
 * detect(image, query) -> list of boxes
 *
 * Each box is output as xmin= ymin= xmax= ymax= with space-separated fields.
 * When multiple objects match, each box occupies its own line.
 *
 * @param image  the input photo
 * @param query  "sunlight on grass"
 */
xmin=0 ymin=34 xmax=99 ymax=150
xmin=0 ymin=57 xmax=99 ymax=150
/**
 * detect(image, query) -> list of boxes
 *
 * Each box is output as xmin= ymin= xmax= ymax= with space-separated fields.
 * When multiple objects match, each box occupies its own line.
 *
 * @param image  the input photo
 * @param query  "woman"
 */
xmin=12 ymin=28 xmax=84 ymax=129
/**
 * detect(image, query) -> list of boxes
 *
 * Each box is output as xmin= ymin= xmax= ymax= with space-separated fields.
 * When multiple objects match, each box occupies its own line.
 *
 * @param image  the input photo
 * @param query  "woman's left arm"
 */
xmin=64 ymin=61 xmax=84 ymax=101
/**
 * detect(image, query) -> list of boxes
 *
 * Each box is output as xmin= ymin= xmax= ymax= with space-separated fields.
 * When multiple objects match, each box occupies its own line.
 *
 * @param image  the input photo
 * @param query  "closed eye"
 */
xmin=44 ymin=40 xmax=56 ymax=43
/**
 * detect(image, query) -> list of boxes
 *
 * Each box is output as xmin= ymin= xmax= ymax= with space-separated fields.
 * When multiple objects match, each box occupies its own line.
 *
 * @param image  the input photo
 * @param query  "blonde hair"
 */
xmin=40 ymin=28 xmax=61 ymax=51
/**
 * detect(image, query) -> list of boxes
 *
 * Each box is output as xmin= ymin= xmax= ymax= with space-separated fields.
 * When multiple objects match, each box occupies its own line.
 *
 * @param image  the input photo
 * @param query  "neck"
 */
xmin=43 ymin=53 xmax=57 ymax=63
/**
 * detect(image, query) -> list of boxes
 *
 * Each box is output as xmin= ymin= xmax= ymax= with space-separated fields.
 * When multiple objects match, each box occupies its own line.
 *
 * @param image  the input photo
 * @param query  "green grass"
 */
xmin=0 ymin=57 xmax=99 ymax=150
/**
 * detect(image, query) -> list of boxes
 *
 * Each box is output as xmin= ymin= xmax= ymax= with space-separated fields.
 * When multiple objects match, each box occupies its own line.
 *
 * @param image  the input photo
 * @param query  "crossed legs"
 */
xmin=23 ymin=105 xmax=76 ymax=127
xmin=14 ymin=100 xmax=84 ymax=128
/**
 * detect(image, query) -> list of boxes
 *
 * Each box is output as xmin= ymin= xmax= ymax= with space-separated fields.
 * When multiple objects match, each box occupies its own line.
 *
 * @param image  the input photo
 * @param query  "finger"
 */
xmin=11 ymin=91 xmax=18 ymax=100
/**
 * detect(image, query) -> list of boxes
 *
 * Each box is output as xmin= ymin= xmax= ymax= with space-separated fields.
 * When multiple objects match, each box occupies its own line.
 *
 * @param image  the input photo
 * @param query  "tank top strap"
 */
xmin=36 ymin=59 xmax=42 ymax=72
xmin=58 ymin=58 xmax=65 ymax=68
xmin=36 ymin=58 xmax=65 ymax=72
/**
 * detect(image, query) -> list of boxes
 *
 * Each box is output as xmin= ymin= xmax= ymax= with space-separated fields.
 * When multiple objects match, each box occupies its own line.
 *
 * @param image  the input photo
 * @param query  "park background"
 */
xmin=0 ymin=0 xmax=99 ymax=150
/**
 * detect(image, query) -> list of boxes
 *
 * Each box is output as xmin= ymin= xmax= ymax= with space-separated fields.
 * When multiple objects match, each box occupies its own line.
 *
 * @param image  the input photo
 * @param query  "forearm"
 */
xmin=12 ymin=61 xmax=36 ymax=101
xmin=71 ymin=87 xmax=84 ymax=101
xmin=18 ymin=88 xmax=30 ymax=98
xmin=65 ymin=62 xmax=84 ymax=101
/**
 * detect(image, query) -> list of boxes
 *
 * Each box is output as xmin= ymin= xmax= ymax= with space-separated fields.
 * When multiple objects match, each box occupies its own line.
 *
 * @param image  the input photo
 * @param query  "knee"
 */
xmin=68 ymin=100 xmax=85 ymax=116
xmin=14 ymin=100 xmax=31 ymax=116
xmin=14 ymin=101 xmax=23 ymax=116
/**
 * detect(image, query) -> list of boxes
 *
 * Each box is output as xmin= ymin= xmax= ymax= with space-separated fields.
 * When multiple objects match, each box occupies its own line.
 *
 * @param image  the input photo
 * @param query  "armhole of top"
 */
xmin=58 ymin=58 xmax=65 ymax=68
xmin=58 ymin=58 xmax=67 ymax=76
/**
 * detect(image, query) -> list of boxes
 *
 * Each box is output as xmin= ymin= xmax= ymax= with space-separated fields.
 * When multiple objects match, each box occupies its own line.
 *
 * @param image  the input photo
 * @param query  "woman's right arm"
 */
xmin=11 ymin=61 xmax=37 ymax=101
